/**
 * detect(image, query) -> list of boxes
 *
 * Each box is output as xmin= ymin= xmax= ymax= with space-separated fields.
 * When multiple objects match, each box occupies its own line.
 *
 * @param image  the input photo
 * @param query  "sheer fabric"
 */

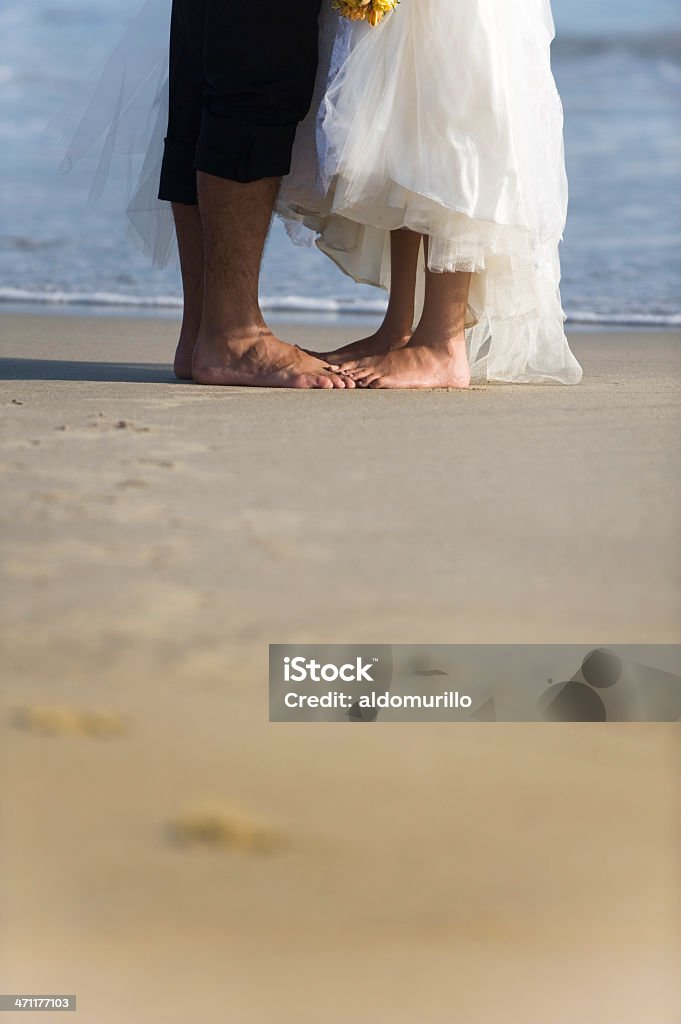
xmin=53 ymin=0 xmax=175 ymax=265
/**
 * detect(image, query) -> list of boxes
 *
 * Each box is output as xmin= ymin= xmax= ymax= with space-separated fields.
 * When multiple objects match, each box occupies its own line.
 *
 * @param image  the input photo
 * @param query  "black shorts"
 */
xmin=159 ymin=0 xmax=323 ymax=203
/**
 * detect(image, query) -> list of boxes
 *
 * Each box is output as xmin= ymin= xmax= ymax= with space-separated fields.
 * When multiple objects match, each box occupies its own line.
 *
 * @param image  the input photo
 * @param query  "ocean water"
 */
xmin=0 ymin=0 xmax=679 ymax=325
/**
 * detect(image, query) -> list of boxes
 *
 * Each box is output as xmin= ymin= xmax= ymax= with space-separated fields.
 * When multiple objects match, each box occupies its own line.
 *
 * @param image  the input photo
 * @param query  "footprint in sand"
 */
xmin=86 ymin=416 xmax=151 ymax=433
xmin=134 ymin=458 xmax=177 ymax=469
xmin=117 ymin=478 xmax=149 ymax=489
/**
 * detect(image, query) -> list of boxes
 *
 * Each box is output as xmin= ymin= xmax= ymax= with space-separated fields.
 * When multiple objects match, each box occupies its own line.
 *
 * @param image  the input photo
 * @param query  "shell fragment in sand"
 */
xmin=12 ymin=705 xmax=130 ymax=739
xmin=168 ymin=803 xmax=281 ymax=854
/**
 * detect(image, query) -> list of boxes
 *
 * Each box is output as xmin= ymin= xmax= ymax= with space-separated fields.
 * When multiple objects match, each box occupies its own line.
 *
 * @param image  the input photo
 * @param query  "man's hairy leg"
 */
xmin=192 ymin=172 xmax=349 ymax=388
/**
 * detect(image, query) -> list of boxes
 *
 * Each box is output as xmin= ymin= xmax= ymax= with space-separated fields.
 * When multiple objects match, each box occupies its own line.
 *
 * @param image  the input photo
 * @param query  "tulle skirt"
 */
xmin=54 ymin=0 xmax=582 ymax=384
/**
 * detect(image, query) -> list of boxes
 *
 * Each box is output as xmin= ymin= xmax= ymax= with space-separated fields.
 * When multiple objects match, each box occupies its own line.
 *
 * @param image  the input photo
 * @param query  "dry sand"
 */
xmin=1 ymin=313 xmax=680 ymax=1023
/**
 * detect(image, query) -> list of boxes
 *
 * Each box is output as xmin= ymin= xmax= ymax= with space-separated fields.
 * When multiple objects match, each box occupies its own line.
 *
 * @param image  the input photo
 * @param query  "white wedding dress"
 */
xmin=57 ymin=0 xmax=582 ymax=384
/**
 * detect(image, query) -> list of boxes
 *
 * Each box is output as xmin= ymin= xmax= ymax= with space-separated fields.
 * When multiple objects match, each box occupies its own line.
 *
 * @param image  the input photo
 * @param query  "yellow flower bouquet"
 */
xmin=333 ymin=0 xmax=398 ymax=27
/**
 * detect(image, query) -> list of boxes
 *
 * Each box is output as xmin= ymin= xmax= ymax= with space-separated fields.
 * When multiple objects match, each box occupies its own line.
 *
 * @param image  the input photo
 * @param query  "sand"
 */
xmin=0 ymin=313 xmax=680 ymax=1023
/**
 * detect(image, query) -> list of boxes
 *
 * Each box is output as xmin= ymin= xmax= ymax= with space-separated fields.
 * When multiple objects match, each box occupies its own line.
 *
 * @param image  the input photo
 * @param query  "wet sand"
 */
xmin=1 ymin=313 xmax=680 ymax=1023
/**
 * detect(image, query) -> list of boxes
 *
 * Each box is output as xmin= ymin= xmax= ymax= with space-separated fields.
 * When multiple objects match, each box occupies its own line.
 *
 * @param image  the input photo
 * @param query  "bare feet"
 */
xmin=307 ymin=325 xmax=412 ymax=363
xmin=192 ymin=327 xmax=354 ymax=389
xmin=339 ymin=334 xmax=470 ymax=390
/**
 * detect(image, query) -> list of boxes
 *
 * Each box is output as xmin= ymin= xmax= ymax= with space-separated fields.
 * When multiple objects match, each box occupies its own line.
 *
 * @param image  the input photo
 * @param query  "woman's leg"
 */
xmin=338 ymin=245 xmax=472 ymax=389
xmin=311 ymin=228 xmax=422 ymax=359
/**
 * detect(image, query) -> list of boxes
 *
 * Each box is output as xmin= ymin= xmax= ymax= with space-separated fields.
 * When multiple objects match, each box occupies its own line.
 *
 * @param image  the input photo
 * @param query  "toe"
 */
xmin=348 ymin=367 xmax=374 ymax=381
xmin=295 ymin=373 xmax=333 ymax=389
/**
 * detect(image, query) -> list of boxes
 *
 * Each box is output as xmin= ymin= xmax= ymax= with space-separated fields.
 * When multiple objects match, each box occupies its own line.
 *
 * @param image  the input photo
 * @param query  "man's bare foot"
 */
xmin=173 ymin=328 xmax=197 ymax=380
xmin=307 ymin=325 xmax=412 ymax=362
xmin=339 ymin=335 xmax=470 ymax=390
xmin=192 ymin=327 xmax=353 ymax=388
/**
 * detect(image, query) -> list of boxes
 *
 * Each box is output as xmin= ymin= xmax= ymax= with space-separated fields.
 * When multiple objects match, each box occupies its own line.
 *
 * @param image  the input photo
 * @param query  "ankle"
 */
xmin=380 ymin=317 xmax=414 ymax=340
xmin=411 ymin=326 xmax=467 ymax=355
xmin=442 ymin=331 xmax=467 ymax=355
xmin=198 ymin=317 xmax=268 ymax=344
xmin=179 ymin=311 xmax=201 ymax=340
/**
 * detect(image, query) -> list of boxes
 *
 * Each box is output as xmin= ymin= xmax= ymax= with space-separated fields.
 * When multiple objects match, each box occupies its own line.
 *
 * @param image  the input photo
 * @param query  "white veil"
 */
xmin=51 ymin=0 xmax=176 ymax=267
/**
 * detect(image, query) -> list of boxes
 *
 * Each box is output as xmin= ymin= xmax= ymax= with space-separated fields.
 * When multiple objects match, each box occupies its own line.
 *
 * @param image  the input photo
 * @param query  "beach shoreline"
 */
xmin=2 ymin=300 xmax=680 ymax=330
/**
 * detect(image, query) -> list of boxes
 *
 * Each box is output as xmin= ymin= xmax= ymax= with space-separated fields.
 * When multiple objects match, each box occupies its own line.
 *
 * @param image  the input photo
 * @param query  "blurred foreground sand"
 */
xmin=1 ymin=315 xmax=680 ymax=1022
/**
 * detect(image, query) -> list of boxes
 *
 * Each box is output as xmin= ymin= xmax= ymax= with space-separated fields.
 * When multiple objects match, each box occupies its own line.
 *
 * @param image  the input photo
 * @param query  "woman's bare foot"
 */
xmin=306 ymin=325 xmax=412 ymax=363
xmin=192 ymin=326 xmax=353 ymax=388
xmin=311 ymin=228 xmax=422 ymax=362
xmin=339 ymin=333 xmax=470 ymax=390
